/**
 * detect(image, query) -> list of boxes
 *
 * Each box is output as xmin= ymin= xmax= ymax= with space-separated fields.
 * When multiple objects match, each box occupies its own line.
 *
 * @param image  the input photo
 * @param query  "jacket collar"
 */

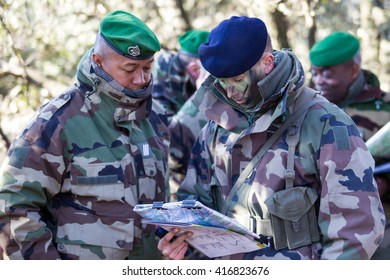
xmin=75 ymin=48 xmax=153 ymax=122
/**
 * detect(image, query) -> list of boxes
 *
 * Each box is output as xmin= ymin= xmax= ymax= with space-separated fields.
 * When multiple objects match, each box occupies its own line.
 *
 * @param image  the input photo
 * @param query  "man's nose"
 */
xmin=133 ymin=70 xmax=146 ymax=84
xmin=313 ymin=74 xmax=325 ymax=86
xmin=226 ymin=86 xmax=236 ymax=99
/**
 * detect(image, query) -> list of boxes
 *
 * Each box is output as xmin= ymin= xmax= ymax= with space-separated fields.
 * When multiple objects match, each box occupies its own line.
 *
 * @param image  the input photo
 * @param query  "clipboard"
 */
xmin=134 ymin=200 xmax=267 ymax=258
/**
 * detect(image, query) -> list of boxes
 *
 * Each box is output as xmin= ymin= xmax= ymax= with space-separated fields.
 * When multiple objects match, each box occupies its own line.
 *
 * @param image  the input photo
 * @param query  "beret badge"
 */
xmin=128 ymin=45 xmax=141 ymax=57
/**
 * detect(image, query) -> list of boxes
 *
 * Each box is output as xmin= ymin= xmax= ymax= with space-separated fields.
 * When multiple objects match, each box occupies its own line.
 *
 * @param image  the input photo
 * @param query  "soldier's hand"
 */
xmin=157 ymin=228 xmax=193 ymax=260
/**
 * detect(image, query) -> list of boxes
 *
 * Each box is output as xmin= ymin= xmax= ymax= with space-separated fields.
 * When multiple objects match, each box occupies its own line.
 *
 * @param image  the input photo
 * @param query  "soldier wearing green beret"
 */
xmin=152 ymin=29 xmax=210 ymax=123
xmin=168 ymin=69 xmax=210 ymax=201
xmin=152 ymin=29 xmax=210 ymax=201
xmin=0 ymin=10 xmax=169 ymax=259
xmin=310 ymin=32 xmax=390 ymax=259
xmin=310 ymin=32 xmax=390 ymax=141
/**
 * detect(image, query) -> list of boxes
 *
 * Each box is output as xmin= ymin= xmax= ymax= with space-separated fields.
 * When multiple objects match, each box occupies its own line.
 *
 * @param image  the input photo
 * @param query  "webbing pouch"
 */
xmin=264 ymin=186 xmax=320 ymax=250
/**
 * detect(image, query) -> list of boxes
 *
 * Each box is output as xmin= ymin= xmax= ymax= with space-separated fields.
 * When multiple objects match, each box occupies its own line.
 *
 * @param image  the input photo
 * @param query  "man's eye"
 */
xmin=219 ymin=80 xmax=228 ymax=87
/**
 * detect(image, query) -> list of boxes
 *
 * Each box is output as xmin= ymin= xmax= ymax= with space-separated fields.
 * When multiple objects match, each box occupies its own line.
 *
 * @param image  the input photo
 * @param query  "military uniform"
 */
xmin=310 ymin=32 xmax=390 ymax=260
xmin=372 ymin=197 xmax=390 ymax=259
xmin=338 ymin=70 xmax=390 ymax=141
xmin=177 ymin=50 xmax=385 ymax=259
xmin=0 ymin=48 xmax=169 ymax=259
xmin=168 ymin=82 xmax=209 ymax=200
xmin=349 ymin=71 xmax=390 ymax=260
xmin=152 ymin=50 xmax=197 ymax=122
xmin=152 ymin=30 xmax=209 ymax=124
xmin=336 ymin=71 xmax=390 ymax=260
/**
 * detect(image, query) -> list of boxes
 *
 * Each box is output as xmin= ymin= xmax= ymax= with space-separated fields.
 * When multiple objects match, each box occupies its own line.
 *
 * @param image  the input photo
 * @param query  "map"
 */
xmin=133 ymin=200 xmax=267 ymax=258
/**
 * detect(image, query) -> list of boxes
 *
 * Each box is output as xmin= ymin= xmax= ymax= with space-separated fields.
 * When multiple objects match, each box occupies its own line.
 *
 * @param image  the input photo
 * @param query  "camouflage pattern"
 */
xmin=152 ymin=50 xmax=196 ymax=123
xmin=0 ymin=48 xmax=169 ymax=260
xmin=340 ymin=70 xmax=390 ymax=141
xmin=168 ymin=81 xmax=209 ymax=200
xmin=371 ymin=195 xmax=390 ymax=259
xmin=177 ymin=50 xmax=385 ymax=260
xmin=342 ymin=70 xmax=390 ymax=260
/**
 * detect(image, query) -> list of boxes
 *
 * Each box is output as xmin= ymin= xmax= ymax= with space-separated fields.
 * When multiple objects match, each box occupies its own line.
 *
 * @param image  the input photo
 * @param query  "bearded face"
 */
xmin=217 ymin=60 xmax=268 ymax=109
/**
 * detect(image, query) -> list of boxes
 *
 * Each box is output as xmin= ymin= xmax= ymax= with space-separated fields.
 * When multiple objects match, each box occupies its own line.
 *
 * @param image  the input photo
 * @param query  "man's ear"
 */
xmin=187 ymin=61 xmax=200 ymax=75
xmin=351 ymin=63 xmax=360 ymax=80
xmin=186 ymin=60 xmax=201 ymax=82
xmin=262 ymin=53 xmax=274 ymax=75
xmin=92 ymin=53 xmax=103 ymax=67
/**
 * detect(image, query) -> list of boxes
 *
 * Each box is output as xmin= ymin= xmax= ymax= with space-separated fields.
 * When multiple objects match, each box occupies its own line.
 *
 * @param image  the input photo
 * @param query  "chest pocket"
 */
xmin=56 ymin=160 xmax=135 ymax=255
xmin=69 ymin=160 xmax=126 ymax=202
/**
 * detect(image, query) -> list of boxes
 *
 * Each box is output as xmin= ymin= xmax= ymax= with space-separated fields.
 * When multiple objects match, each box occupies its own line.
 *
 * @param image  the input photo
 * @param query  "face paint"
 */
xmin=219 ymin=75 xmax=249 ymax=93
xmin=218 ymin=66 xmax=266 ymax=109
xmin=218 ymin=73 xmax=251 ymax=105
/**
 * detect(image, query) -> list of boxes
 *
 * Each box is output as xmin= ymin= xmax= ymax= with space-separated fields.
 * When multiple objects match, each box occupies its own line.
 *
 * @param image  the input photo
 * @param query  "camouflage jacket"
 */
xmin=341 ymin=70 xmax=390 ymax=141
xmin=177 ymin=50 xmax=385 ymax=260
xmin=0 ymin=49 xmax=169 ymax=260
xmin=168 ymin=80 xmax=209 ymax=199
xmin=340 ymin=70 xmax=390 ymax=260
xmin=371 ymin=197 xmax=390 ymax=259
xmin=152 ymin=50 xmax=196 ymax=123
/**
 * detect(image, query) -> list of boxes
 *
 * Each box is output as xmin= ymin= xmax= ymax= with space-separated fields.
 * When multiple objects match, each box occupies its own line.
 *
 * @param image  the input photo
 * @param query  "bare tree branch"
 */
xmin=174 ymin=0 xmax=192 ymax=30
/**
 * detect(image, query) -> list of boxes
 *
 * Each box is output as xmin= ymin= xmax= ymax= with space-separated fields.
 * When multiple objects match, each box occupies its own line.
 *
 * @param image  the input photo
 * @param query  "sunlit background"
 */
xmin=1 ymin=0 xmax=390 ymax=161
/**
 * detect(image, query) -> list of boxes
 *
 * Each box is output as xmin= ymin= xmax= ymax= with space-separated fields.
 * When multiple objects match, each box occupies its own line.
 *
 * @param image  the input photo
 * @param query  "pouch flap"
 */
xmin=264 ymin=187 xmax=318 ymax=222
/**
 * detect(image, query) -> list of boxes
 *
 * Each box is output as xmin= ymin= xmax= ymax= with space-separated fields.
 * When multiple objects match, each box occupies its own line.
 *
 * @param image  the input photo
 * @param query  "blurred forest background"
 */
xmin=1 ymin=0 xmax=390 ymax=162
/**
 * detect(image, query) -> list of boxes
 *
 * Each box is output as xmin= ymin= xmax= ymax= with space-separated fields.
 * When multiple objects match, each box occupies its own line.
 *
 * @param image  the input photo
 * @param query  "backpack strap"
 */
xmin=284 ymin=87 xmax=319 ymax=189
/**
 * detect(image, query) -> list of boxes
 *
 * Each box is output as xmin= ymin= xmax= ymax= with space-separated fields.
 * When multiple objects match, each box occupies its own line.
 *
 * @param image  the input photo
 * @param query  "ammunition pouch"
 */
xmin=264 ymin=186 xmax=320 ymax=250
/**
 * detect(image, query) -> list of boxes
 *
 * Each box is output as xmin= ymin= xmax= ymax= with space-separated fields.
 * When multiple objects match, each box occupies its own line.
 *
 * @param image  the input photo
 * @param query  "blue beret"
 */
xmin=199 ymin=16 xmax=268 ymax=78
xmin=309 ymin=32 xmax=360 ymax=67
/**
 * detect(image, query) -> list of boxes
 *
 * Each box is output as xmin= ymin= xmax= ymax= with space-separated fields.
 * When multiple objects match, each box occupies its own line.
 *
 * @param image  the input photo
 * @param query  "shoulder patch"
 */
xmin=332 ymin=126 xmax=351 ymax=150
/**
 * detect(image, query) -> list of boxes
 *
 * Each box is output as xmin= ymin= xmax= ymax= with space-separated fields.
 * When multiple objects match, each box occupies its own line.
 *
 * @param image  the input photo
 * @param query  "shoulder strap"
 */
xmin=284 ymin=107 xmax=306 ymax=189
xmin=222 ymin=88 xmax=321 ymax=214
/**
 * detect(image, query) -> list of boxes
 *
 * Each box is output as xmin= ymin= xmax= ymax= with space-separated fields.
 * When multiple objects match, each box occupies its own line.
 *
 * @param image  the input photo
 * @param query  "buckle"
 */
xmin=285 ymin=170 xmax=295 ymax=180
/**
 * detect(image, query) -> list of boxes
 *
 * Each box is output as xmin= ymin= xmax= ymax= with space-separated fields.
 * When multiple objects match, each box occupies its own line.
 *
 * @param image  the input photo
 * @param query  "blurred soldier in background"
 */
xmin=152 ymin=29 xmax=209 ymax=123
xmin=168 ymin=67 xmax=209 ymax=201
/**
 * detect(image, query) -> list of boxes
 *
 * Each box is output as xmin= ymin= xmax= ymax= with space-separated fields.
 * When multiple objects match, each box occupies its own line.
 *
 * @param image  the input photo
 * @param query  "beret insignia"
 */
xmin=128 ymin=45 xmax=141 ymax=57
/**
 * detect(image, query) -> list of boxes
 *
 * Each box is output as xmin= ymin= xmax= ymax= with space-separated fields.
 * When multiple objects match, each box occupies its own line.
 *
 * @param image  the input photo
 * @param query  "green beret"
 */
xmin=178 ymin=29 xmax=210 ymax=57
xmin=100 ymin=10 xmax=160 ymax=59
xmin=309 ymin=32 xmax=360 ymax=67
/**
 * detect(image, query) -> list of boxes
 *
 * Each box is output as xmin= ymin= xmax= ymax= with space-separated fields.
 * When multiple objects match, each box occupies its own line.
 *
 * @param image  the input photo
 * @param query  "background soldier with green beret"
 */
xmin=152 ymin=29 xmax=210 ymax=123
xmin=310 ymin=32 xmax=390 ymax=259
xmin=0 ymin=10 xmax=169 ymax=259
xmin=157 ymin=16 xmax=384 ymax=260
xmin=168 ymin=70 xmax=209 ymax=201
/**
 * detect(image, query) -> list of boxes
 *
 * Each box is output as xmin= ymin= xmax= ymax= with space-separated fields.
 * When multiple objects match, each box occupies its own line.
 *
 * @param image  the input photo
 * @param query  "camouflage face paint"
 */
xmin=218 ymin=75 xmax=250 ymax=93
xmin=218 ymin=73 xmax=250 ymax=106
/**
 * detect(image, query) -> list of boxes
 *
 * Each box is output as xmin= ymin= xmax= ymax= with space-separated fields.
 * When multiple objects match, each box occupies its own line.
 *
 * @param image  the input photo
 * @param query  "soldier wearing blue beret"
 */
xmin=157 ymin=16 xmax=384 ymax=260
xmin=310 ymin=32 xmax=390 ymax=260
xmin=0 ymin=10 xmax=170 ymax=259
